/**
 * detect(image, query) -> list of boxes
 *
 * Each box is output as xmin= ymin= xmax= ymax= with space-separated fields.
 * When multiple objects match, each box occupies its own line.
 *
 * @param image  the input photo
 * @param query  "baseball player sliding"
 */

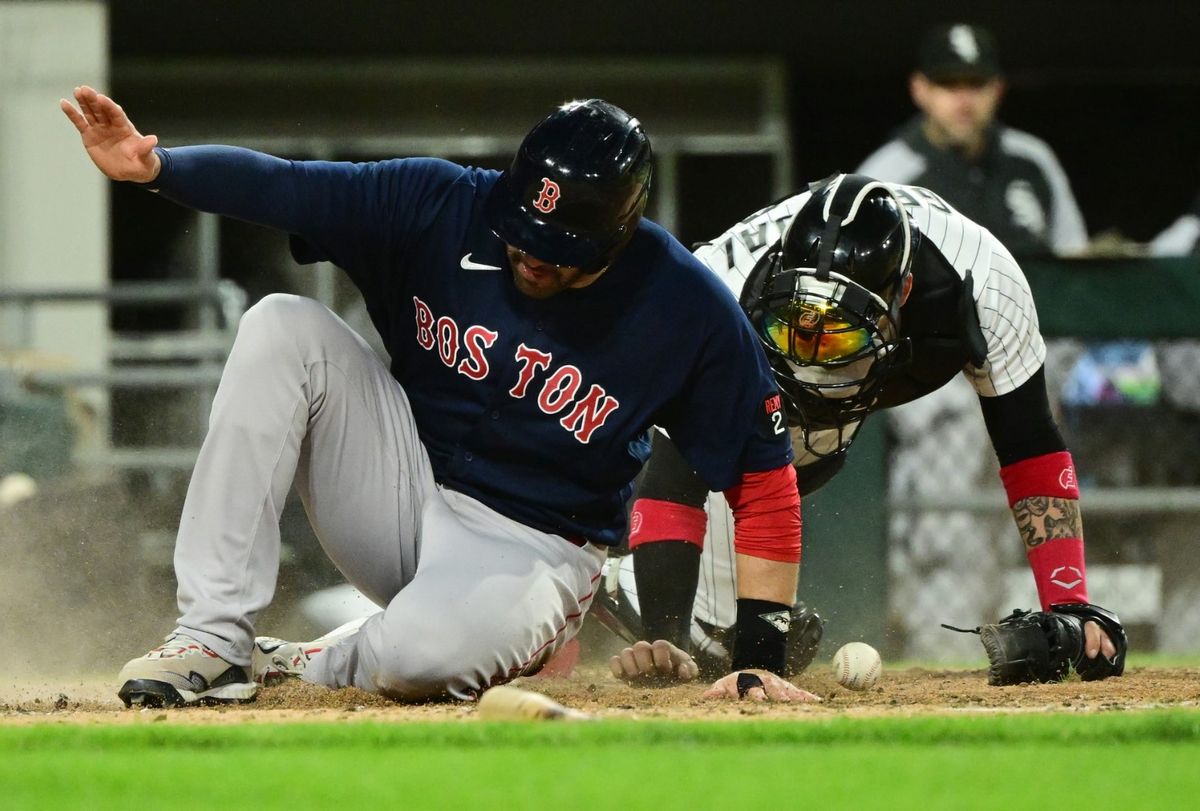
xmin=62 ymin=87 xmax=814 ymax=706
xmin=609 ymin=175 xmax=1126 ymax=687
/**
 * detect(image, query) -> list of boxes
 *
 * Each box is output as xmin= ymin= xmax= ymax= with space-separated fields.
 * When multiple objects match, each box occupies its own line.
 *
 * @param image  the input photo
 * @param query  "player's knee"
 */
xmin=239 ymin=293 xmax=320 ymax=334
xmin=234 ymin=294 xmax=331 ymax=356
xmin=370 ymin=642 xmax=470 ymax=701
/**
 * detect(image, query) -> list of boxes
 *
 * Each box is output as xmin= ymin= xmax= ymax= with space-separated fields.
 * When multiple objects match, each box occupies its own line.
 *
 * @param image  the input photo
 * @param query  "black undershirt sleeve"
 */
xmin=635 ymin=429 xmax=709 ymax=506
xmin=633 ymin=541 xmax=702 ymax=647
xmin=978 ymin=367 xmax=1067 ymax=467
xmin=631 ymin=430 xmax=707 ymax=648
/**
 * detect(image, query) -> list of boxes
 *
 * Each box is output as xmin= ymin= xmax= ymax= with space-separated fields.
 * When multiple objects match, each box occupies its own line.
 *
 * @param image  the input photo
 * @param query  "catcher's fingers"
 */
xmin=1084 ymin=620 xmax=1118 ymax=660
xmin=702 ymin=669 xmax=821 ymax=703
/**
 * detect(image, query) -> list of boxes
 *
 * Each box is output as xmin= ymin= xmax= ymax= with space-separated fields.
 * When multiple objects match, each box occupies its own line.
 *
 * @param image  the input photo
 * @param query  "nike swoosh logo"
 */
xmin=461 ymin=253 xmax=502 ymax=271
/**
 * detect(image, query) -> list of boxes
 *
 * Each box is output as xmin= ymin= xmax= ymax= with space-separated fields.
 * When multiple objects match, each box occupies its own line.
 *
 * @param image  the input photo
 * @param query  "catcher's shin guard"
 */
xmin=784 ymin=603 xmax=825 ymax=677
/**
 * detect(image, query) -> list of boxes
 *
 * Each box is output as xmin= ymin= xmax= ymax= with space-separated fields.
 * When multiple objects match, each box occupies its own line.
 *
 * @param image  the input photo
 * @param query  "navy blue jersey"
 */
xmin=150 ymin=146 xmax=792 ymax=544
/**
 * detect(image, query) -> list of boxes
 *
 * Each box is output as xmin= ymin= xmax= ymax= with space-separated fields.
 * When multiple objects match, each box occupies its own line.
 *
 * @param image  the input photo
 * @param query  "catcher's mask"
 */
xmin=742 ymin=174 xmax=916 ymax=455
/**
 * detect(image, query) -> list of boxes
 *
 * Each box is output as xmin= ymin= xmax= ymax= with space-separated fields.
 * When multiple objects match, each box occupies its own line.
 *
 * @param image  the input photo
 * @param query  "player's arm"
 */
xmin=701 ymin=463 xmax=817 ymax=702
xmin=62 ymin=87 xmax=341 ymax=232
xmin=61 ymin=85 xmax=445 ymax=269
xmin=979 ymin=368 xmax=1117 ymax=663
xmin=967 ymin=237 xmax=1123 ymax=673
xmin=627 ymin=430 xmax=708 ymax=648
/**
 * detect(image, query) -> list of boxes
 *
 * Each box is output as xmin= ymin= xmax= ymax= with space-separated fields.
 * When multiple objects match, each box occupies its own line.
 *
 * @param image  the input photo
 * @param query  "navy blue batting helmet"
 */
xmin=485 ymin=99 xmax=653 ymax=273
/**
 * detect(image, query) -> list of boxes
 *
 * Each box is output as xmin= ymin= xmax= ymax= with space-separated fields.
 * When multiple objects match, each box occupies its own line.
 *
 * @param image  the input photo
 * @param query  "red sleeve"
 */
xmin=723 ymin=464 xmax=801 ymax=564
xmin=628 ymin=499 xmax=707 ymax=549
xmin=1000 ymin=451 xmax=1089 ymax=609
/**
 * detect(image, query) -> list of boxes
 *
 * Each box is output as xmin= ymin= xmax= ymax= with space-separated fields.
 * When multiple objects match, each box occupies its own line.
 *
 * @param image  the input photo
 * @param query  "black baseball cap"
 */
xmin=917 ymin=23 xmax=1002 ymax=82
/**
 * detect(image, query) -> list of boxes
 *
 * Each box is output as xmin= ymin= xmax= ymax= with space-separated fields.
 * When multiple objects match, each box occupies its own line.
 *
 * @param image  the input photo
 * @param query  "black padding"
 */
xmin=783 ymin=604 xmax=825 ymax=677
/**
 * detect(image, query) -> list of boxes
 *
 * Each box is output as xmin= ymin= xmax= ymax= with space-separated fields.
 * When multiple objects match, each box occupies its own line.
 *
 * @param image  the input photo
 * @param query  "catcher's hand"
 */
xmin=609 ymin=639 xmax=699 ymax=684
xmin=967 ymin=602 xmax=1127 ymax=685
xmin=702 ymin=669 xmax=820 ymax=703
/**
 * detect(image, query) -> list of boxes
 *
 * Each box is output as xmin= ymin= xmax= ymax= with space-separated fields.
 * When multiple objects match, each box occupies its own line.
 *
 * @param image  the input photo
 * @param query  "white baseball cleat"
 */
xmin=252 ymin=615 xmax=372 ymax=685
xmin=117 ymin=634 xmax=257 ymax=708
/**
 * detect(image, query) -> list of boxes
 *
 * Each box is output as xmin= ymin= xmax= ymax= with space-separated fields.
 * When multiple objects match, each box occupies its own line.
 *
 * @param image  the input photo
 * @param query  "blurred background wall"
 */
xmin=108 ymin=0 xmax=1200 ymax=244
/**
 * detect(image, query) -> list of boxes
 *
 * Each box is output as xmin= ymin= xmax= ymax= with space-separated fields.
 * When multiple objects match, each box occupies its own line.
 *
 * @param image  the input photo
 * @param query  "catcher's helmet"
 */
xmin=742 ymin=174 xmax=916 ymax=452
xmin=485 ymin=99 xmax=652 ymax=273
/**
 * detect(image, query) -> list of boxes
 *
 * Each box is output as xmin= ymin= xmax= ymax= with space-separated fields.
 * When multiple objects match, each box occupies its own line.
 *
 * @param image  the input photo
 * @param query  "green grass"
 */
xmin=3 ymin=711 xmax=1200 ymax=809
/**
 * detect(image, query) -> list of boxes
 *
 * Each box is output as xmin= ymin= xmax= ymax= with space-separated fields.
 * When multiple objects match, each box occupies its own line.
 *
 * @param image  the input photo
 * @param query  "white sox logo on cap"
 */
xmin=948 ymin=24 xmax=981 ymax=62
xmin=533 ymin=177 xmax=561 ymax=214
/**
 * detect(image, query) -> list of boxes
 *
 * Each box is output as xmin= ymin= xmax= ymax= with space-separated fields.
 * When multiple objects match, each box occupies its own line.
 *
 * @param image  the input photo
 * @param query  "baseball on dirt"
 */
xmin=831 ymin=642 xmax=882 ymax=690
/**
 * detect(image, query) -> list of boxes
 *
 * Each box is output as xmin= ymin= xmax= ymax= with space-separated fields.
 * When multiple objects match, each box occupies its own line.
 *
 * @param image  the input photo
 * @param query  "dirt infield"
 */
xmin=4 ymin=665 xmax=1197 ymax=726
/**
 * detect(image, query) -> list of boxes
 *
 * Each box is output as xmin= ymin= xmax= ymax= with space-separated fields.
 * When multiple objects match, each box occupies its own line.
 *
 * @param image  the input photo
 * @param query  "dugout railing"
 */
xmin=0 ymin=279 xmax=246 ymax=471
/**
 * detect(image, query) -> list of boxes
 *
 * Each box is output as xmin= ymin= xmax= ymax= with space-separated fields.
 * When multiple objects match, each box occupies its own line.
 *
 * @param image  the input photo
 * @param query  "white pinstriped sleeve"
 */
xmin=965 ymin=236 xmax=1047 ymax=397
xmin=692 ymin=193 xmax=812 ymax=295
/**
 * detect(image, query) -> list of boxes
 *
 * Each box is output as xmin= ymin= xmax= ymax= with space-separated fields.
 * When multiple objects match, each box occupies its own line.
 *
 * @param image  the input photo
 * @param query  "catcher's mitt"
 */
xmin=944 ymin=603 xmax=1127 ymax=686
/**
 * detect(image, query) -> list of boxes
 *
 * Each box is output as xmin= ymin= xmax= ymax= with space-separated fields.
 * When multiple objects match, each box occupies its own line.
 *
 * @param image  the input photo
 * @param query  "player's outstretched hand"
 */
xmin=60 ymin=85 xmax=160 ymax=183
xmin=703 ymin=669 xmax=821 ymax=703
xmin=609 ymin=639 xmax=699 ymax=684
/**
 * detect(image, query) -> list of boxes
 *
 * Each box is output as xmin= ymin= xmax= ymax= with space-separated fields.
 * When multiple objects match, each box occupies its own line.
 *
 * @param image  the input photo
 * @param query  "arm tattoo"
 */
xmin=1011 ymin=497 xmax=1082 ymax=550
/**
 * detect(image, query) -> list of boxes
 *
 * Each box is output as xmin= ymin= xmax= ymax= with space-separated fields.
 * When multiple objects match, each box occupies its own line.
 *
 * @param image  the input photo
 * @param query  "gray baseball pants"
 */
xmin=171 ymin=294 xmax=605 ymax=700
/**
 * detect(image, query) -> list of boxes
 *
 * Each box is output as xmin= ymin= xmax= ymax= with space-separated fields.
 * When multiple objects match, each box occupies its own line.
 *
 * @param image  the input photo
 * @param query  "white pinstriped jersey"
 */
xmin=687 ymin=183 xmax=1047 ymax=628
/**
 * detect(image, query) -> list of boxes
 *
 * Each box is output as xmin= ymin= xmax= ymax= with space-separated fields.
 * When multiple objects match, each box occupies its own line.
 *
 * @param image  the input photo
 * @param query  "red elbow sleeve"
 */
xmin=724 ymin=464 xmax=801 ymax=564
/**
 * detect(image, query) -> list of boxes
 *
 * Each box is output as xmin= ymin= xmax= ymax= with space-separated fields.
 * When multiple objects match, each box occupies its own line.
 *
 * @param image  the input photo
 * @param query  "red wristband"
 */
xmin=628 ymin=499 xmax=707 ymax=549
xmin=999 ymin=451 xmax=1079 ymax=507
xmin=1027 ymin=537 xmax=1089 ymax=609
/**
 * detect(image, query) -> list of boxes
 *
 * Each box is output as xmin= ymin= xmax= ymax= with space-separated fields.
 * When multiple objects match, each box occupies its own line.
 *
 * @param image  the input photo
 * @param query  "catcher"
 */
xmin=605 ymin=174 xmax=1126 ymax=692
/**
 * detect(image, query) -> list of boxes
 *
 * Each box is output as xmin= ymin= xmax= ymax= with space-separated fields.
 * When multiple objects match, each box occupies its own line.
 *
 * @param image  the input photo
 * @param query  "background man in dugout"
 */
xmin=857 ymin=22 xmax=1087 ymax=258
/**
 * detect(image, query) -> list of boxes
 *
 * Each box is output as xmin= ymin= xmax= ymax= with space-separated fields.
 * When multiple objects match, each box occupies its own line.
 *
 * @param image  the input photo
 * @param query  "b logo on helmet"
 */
xmin=532 ymin=177 xmax=561 ymax=214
